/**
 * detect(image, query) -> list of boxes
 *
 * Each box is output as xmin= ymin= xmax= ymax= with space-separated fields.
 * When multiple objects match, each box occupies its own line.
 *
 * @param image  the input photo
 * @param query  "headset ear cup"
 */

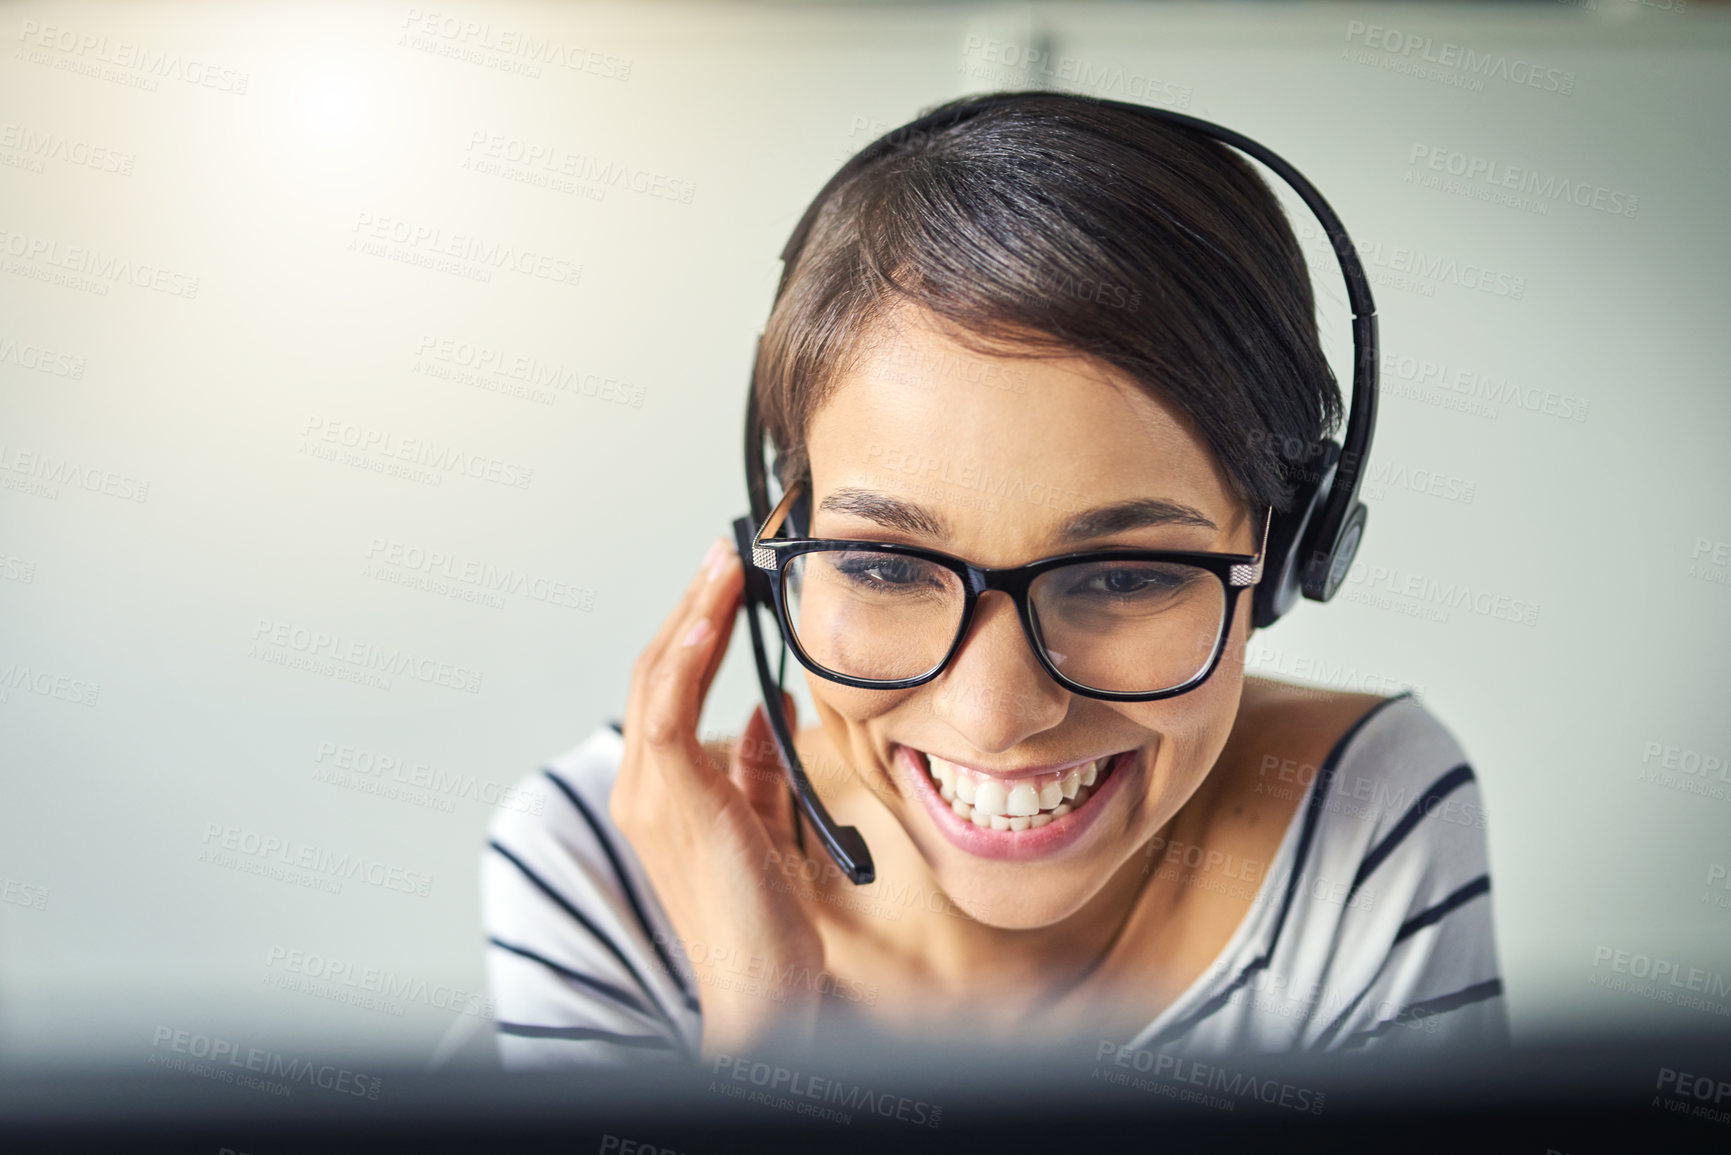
xmin=1304 ymin=501 xmax=1368 ymax=603
xmin=1251 ymin=441 xmax=1337 ymax=629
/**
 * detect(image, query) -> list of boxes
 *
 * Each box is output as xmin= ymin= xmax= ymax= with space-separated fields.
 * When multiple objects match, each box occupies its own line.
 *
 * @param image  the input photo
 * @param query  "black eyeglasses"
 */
xmin=750 ymin=483 xmax=1269 ymax=702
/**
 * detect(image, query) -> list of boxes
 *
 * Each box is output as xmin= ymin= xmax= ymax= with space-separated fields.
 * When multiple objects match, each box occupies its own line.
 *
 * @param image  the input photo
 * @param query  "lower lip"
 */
xmin=893 ymin=745 xmax=1137 ymax=862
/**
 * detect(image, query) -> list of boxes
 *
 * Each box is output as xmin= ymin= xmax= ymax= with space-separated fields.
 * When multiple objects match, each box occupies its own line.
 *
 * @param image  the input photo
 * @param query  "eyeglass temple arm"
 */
xmin=748 ymin=481 xmax=803 ymax=570
xmin=731 ymin=513 xmax=875 ymax=886
xmin=1230 ymin=506 xmax=1274 ymax=588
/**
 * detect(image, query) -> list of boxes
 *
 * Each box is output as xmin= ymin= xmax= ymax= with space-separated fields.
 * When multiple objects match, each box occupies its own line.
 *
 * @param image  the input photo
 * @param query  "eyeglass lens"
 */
xmin=782 ymin=549 xmax=1226 ymax=694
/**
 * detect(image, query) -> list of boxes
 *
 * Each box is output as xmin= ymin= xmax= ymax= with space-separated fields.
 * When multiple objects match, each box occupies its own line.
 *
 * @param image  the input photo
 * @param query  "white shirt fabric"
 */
xmin=480 ymin=692 xmax=1508 ymax=1066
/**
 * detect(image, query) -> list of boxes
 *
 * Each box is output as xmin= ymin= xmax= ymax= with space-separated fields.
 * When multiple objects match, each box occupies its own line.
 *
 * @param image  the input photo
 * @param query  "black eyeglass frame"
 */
xmin=750 ymin=482 xmax=1270 ymax=703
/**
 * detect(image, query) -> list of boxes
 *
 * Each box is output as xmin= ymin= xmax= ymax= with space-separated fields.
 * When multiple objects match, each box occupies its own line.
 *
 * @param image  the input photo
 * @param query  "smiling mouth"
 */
xmin=912 ymin=750 xmax=1124 ymax=831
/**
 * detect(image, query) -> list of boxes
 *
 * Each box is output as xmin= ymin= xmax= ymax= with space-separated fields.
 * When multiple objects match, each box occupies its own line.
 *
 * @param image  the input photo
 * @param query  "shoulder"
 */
xmin=1231 ymin=679 xmax=1480 ymax=830
xmin=484 ymin=722 xmax=631 ymax=899
xmin=1301 ymin=689 xmax=1487 ymax=870
xmin=1240 ymin=687 xmax=1506 ymax=1048
xmin=480 ymin=722 xmax=701 ymax=1065
xmin=1230 ymin=678 xmax=1418 ymax=783
xmin=1213 ymin=681 xmax=1419 ymax=847
xmin=1308 ymin=690 xmax=1494 ymax=944
xmin=1233 ymin=680 xmax=1487 ymax=884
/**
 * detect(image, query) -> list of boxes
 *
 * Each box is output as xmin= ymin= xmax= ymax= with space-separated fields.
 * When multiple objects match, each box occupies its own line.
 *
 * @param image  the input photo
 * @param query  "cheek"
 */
xmin=1124 ymin=643 xmax=1247 ymax=807
xmin=807 ymin=674 xmax=913 ymax=727
xmin=805 ymin=675 xmax=914 ymax=791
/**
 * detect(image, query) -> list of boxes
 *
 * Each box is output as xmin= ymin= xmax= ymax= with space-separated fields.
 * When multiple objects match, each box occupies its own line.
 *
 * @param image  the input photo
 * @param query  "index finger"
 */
xmin=626 ymin=539 xmax=744 ymax=759
xmin=642 ymin=536 xmax=737 ymax=659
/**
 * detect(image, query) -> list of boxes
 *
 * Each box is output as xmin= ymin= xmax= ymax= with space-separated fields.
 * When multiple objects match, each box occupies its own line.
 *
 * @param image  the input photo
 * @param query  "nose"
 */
xmin=923 ymin=590 xmax=1068 ymax=753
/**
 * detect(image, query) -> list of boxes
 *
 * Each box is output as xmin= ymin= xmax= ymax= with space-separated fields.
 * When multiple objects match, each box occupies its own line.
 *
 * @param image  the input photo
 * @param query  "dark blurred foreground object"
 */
xmin=3 ymin=1029 xmax=1729 ymax=1153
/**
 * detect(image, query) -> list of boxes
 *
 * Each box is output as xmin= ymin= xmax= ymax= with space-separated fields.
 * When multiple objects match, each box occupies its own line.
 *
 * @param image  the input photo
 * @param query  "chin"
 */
xmin=933 ymin=872 xmax=1103 ymax=931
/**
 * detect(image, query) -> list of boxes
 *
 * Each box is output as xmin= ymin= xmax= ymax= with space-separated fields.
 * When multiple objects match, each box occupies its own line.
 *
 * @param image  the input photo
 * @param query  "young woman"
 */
xmin=481 ymin=92 xmax=1507 ymax=1066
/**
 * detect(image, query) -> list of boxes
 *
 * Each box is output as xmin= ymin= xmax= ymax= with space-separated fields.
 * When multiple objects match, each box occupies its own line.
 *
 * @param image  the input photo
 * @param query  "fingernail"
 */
xmin=706 ymin=539 xmax=733 ymax=582
xmin=681 ymin=617 xmax=713 ymax=647
xmin=701 ymin=539 xmax=725 ymax=574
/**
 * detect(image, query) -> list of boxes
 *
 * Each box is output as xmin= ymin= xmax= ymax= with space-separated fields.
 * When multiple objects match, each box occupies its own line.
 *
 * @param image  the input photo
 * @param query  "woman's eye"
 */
xmin=1070 ymin=566 xmax=1190 ymax=599
xmin=835 ymin=555 xmax=934 ymax=588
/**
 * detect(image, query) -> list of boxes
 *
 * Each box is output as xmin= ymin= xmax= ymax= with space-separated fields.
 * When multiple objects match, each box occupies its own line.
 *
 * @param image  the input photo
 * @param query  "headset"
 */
xmin=729 ymin=91 xmax=1379 ymax=885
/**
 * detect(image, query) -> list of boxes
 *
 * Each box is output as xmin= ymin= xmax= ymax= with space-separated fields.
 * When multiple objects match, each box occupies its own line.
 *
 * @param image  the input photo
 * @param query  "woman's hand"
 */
xmin=609 ymin=537 xmax=827 ymax=1060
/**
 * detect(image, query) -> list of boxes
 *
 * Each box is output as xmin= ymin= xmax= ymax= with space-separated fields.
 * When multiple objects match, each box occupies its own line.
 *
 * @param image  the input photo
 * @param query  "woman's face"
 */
xmin=799 ymin=305 xmax=1260 ymax=930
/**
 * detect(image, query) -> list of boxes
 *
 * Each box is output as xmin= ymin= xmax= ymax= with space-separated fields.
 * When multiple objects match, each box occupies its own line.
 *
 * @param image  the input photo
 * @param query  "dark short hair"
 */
xmin=753 ymin=90 xmax=1342 ymax=517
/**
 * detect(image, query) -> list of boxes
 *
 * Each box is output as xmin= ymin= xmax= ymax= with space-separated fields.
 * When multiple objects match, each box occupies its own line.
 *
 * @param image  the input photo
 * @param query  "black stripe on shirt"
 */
xmin=1393 ymin=874 xmax=1490 ymax=945
xmin=607 ymin=717 xmax=624 ymax=736
xmin=543 ymin=768 xmax=703 ymax=1015
xmin=496 ymin=1021 xmax=680 ymax=1050
xmin=487 ymin=839 xmax=680 ymax=1033
xmin=1134 ymin=692 xmax=1415 ymax=1049
xmin=488 ymin=935 xmax=662 ymax=1024
xmin=1310 ymin=982 xmax=1372 ymax=1051
xmin=1338 ymin=978 xmax=1504 ymax=1049
xmin=1310 ymin=874 xmax=1494 ymax=1050
xmin=1346 ymin=763 xmax=1474 ymax=906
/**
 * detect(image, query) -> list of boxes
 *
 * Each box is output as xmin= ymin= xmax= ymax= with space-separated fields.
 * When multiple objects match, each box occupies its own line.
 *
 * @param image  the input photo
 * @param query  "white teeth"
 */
xmin=973 ymin=779 xmax=1008 ymax=818
xmin=931 ymin=759 xmax=954 ymax=790
xmin=922 ymin=748 xmax=1120 ymax=832
xmin=1006 ymin=782 xmax=1041 ymax=817
xmin=955 ymin=772 xmax=983 ymax=810
xmin=955 ymin=772 xmax=977 ymax=805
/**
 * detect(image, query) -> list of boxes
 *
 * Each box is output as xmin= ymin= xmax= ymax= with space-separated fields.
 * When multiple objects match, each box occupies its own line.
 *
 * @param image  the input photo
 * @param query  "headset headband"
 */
xmin=751 ymin=91 xmax=1376 ymax=606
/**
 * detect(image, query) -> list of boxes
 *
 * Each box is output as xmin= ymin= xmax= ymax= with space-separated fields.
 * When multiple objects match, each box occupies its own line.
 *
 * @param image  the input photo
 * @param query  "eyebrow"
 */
xmin=1057 ymin=497 xmax=1217 ymax=543
xmin=818 ymin=488 xmax=948 ymax=538
xmin=816 ymin=488 xmax=1217 ymax=544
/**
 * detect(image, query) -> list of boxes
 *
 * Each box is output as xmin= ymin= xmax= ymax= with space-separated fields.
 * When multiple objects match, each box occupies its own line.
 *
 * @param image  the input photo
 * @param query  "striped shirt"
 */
xmin=480 ymin=692 xmax=1508 ymax=1066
